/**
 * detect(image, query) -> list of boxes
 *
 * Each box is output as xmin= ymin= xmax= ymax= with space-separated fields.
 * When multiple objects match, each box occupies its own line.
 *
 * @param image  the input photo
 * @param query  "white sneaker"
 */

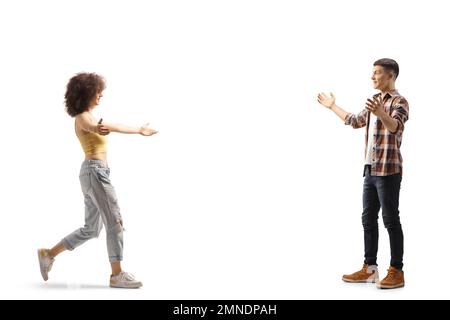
xmin=110 ymin=272 xmax=143 ymax=289
xmin=37 ymin=248 xmax=54 ymax=281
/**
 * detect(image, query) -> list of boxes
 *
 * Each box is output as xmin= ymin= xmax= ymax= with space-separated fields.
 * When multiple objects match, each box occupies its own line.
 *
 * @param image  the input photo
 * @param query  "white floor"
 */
xmin=2 ymin=202 xmax=449 ymax=300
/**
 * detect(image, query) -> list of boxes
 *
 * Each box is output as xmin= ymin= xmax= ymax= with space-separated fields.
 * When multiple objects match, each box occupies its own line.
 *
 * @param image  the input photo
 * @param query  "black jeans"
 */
xmin=362 ymin=165 xmax=404 ymax=270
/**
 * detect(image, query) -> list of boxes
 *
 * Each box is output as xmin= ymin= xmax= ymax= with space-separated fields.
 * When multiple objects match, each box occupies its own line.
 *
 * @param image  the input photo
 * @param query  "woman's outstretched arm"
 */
xmin=101 ymin=121 xmax=158 ymax=136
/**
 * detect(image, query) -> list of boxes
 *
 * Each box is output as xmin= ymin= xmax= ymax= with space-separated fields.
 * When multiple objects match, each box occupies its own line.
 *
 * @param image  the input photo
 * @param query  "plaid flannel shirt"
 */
xmin=344 ymin=90 xmax=409 ymax=176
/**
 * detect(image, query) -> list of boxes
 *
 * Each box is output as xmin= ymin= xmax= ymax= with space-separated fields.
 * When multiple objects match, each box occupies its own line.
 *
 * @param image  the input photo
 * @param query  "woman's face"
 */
xmin=90 ymin=91 xmax=103 ymax=108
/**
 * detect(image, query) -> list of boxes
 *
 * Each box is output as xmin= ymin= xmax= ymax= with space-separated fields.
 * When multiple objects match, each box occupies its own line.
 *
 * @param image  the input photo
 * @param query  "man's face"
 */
xmin=371 ymin=65 xmax=393 ymax=90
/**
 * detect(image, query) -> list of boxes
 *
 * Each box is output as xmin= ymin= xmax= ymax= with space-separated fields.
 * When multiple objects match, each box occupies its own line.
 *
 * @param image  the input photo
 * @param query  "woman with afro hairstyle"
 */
xmin=38 ymin=72 xmax=158 ymax=288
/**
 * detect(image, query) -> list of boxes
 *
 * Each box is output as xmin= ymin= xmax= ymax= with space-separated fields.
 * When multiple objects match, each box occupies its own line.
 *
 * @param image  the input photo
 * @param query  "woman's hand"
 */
xmin=96 ymin=118 xmax=110 ymax=135
xmin=139 ymin=123 xmax=158 ymax=136
xmin=76 ymin=113 xmax=110 ymax=135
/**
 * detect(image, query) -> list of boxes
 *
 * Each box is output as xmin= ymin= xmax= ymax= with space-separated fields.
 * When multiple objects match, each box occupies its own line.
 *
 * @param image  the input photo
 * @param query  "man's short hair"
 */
xmin=374 ymin=58 xmax=399 ymax=80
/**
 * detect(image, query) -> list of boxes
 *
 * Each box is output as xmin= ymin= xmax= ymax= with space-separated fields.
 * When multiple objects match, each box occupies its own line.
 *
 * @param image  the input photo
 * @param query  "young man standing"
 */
xmin=317 ymin=58 xmax=409 ymax=289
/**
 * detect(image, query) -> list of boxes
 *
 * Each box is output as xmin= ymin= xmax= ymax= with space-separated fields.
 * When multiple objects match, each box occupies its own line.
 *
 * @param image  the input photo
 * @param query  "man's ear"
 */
xmin=389 ymin=71 xmax=395 ymax=80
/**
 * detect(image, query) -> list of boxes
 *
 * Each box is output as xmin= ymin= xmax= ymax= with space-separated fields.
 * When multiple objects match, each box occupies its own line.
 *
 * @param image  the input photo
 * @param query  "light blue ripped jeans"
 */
xmin=62 ymin=160 xmax=123 ymax=262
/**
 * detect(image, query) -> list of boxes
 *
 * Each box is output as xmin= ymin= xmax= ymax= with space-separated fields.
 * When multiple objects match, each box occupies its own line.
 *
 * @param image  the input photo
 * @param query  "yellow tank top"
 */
xmin=78 ymin=131 xmax=108 ymax=155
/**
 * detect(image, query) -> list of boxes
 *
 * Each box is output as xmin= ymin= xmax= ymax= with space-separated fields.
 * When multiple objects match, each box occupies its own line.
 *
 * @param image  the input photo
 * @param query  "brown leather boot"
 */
xmin=342 ymin=263 xmax=379 ymax=283
xmin=377 ymin=266 xmax=404 ymax=289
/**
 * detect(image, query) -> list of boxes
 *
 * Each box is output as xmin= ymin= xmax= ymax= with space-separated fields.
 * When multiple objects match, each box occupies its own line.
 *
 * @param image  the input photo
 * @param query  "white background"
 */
xmin=1 ymin=0 xmax=449 ymax=300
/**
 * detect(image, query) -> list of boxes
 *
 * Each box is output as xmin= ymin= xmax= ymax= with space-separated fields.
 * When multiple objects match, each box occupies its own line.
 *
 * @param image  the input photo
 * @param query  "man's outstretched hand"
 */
xmin=317 ymin=92 xmax=336 ymax=109
xmin=365 ymin=95 xmax=386 ymax=117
